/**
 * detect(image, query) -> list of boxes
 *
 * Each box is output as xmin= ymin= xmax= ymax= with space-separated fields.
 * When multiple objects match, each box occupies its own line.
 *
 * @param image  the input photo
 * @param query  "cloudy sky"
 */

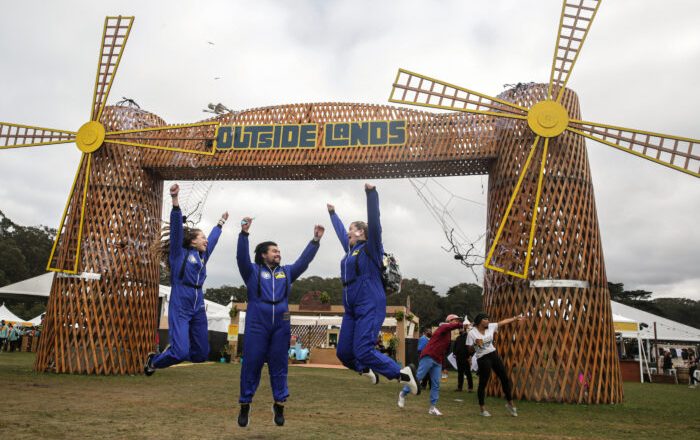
xmin=1 ymin=0 xmax=698 ymax=299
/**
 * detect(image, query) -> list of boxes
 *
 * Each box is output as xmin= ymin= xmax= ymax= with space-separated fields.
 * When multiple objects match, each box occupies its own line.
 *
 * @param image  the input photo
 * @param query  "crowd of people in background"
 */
xmin=0 ymin=319 xmax=43 ymax=352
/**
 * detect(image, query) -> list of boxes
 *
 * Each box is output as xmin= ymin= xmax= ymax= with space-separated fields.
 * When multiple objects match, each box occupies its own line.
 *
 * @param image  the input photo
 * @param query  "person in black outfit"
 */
xmin=453 ymin=328 xmax=474 ymax=392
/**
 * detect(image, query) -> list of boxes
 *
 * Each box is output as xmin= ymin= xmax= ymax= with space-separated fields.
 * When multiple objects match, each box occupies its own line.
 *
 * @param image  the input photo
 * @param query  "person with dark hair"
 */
xmin=398 ymin=314 xmax=468 ymax=416
xmin=144 ymin=183 xmax=227 ymax=375
xmin=687 ymin=349 xmax=698 ymax=388
xmin=236 ymin=216 xmax=324 ymax=427
xmin=453 ymin=323 xmax=474 ymax=392
xmin=327 ymin=183 xmax=418 ymax=395
xmin=0 ymin=320 xmax=7 ymax=352
xmin=467 ymin=312 xmax=525 ymax=417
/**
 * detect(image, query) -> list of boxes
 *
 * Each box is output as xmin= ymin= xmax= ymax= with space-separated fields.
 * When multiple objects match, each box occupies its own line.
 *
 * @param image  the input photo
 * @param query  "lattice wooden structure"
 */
xmin=1 ymin=3 xmax=698 ymax=403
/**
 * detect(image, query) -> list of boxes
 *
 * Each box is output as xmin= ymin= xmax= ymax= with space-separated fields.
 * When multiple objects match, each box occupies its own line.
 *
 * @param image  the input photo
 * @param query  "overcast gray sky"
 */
xmin=1 ymin=0 xmax=698 ymax=299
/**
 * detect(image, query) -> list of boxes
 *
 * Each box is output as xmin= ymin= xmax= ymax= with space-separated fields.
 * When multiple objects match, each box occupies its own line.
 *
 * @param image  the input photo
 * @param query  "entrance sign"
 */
xmin=214 ymin=120 xmax=406 ymax=150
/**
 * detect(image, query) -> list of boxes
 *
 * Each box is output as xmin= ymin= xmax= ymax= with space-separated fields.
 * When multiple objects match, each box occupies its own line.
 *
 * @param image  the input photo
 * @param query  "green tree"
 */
xmin=387 ymin=278 xmax=443 ymax=327
xmin=205 ymin=284 xmax=247 ymax=305
xmin=443 ymin=283 xmax=483 ymax=320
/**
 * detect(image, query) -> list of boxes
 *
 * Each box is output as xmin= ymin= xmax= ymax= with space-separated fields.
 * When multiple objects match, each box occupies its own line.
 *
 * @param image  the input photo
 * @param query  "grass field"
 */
xmin=1 ymin=353 xmax=698 ymax=439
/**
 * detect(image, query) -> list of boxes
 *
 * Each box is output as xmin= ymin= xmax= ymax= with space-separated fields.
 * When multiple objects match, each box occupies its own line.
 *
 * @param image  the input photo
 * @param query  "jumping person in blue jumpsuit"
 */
xmin=236 ymin=216 xmax=324 ymax=427
xmin=327 ymin=183 xmax=418 ymax=395
xmin=144 ymin=183 xmax=228 ymax=375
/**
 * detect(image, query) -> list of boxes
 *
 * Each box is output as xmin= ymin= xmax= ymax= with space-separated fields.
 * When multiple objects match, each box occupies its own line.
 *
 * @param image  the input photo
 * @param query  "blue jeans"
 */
xmin=402 ymin=356 xmax=442 ymax=406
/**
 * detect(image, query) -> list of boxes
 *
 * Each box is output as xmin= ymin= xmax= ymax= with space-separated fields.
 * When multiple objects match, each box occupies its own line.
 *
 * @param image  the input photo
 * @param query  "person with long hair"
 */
xmin=467 ymin=312 xmax=525 ymax=417
xmin=144 ymin=183 xmax=228 ymax=375
xmin=236 ymin=216 xmax=324 ymax=427
xmin=327 ymin=183 xmax=418 ymax=394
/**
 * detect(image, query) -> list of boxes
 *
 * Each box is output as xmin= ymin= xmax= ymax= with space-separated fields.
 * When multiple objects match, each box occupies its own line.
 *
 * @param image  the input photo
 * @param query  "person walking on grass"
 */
xmin=467 ymin=312 xmax=526 ymax=417
xmin=453 ymin=320 xmax=474 ymax=393
xmin=398 ymin=314 xmax=468 ymax=416
xmin=144 ymin=183 xmax=227 ymax=375
xmin=327 ymin=183 xmax=418 ymax=395
xmin=236 ymin=216 xmax=324 ymax=428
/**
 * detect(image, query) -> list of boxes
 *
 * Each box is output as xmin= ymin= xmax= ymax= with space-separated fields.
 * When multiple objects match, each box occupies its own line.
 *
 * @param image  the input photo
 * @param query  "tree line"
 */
xmin=0 ymin=210 xmax=698 ymax=329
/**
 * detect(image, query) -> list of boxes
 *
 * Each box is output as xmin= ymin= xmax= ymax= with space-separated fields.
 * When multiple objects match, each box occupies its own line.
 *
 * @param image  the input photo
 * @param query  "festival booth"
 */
xmin=230 ymin=294 xmax=419 ymax=368
xmin=611 ymin=301 xmax=700 ymax=384
xmin=612 ymin=313 xmax=647 ymax=382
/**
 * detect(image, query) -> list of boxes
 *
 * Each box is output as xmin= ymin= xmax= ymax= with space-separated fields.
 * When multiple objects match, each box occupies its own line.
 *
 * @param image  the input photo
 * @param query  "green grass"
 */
xmin=1 ymin=353 xmax=698 ymax=439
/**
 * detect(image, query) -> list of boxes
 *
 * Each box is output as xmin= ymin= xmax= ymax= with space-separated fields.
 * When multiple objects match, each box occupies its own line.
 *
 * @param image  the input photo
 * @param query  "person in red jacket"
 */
xmin=397 ymin=314 xmax=467 ymax=416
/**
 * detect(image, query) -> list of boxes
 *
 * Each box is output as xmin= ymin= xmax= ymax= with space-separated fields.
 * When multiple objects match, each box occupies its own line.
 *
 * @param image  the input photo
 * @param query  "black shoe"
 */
xmin=144 ymin=352 xmax=156 ymax=377
xmin=238 ymin=404 xmax=250 ymax=427
xmin=272 ymin=403 xmax=284 ymax=426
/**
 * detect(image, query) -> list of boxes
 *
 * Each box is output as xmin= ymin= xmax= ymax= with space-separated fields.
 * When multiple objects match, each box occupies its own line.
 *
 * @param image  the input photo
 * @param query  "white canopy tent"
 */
xmin=0 ymin=273 xmax=232 ymax=333
xmin=611 ymin=301 xmax=700 ymax=342
xmin=0 ymin=303 xmax=29 ymax=324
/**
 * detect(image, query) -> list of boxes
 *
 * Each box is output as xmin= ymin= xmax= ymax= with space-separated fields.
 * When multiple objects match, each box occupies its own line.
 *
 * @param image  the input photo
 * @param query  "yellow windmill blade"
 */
xmin=547 ymin=0 xmax=601 ymax=102
xmin=0 ymin=122 xmax=76 ymax=149
xmin=389 ymin=69 xmax=529 ymax=120
xmin=105 ymin=121 xmax=221 ymax=155
xmin=46 ymin=153 xmax=93 ymax=274
xmin=90 ymin=16 xmax=134 ymax=122
xmin=567 ymin=119 xmax=700 ymax=178
xmin=484 ymin=136 xmax=550 ymax=279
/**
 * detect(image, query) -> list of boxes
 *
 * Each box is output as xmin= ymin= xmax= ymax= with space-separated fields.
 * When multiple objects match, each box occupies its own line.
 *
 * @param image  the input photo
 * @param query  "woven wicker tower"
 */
xmin=483 ymin=84 xmax=622 ymax=403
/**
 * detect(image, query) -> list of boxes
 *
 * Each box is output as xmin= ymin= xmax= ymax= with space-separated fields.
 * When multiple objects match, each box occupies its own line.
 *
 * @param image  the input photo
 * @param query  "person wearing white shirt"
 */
xmin=466 ymin=312 xmax=526 ymax=417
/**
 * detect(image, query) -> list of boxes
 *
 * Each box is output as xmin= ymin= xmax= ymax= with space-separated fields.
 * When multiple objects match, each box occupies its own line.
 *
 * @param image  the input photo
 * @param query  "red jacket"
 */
xmin=419 ymin=321 xmax=462 ymax=365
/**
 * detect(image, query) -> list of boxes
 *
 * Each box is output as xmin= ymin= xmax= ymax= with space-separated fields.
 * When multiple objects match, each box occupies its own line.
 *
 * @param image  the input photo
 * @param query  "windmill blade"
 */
xmin=568 ymin=119 xmax=700 ymax=178
xmin=484 ymin=136 xmax=549 ymax=279
xmin=105 ymin=121 xmax=220 ymax=155
xmin=547 ymin=0 xmax=601 ymax=102
xmin=0 ymin=122 xmax=75 ymax=149
xmin=90 ymin=16 xmax=134 ymax=122
xmin=47 ymin=153 xmax=93 ymax=274
xmin=390 ymin=69 xmax=528 ymax=120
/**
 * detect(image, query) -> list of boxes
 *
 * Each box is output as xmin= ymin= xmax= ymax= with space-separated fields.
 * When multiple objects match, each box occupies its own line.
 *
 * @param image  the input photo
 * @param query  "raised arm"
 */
xmin=497 ymin=314 xmax=527 ymax=327
xmin=365 ymin=184 xmax=383 ymax=264
xmin=168 ymin=183 xmax=184 ymax=266
xmin=236 ymin=216 xmax=255 ymax=281
xmin=327 ymin=203 xmax=349 ymax=252
xmin=288 ymin=225 xmax=324 ymax=281
xmin=204 ymin=211 xmax=228 ymax=262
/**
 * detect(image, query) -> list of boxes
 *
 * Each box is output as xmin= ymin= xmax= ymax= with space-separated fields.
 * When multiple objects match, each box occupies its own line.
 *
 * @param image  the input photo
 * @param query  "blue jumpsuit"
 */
xmin=237 ymin=232 xmax=320 ymax=404
xmin=330 ymin=188 xmax=401 ymax=380
xmin=152 ymin=206 xmax=222 ymax=369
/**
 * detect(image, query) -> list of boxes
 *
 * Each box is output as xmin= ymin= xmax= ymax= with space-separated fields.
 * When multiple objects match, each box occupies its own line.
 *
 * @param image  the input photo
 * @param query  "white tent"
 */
xmin=29 ymin=314 xmax=43 ymax=326
xmin=0 ymin=272 xmax=54 ymax=298
xmin=0 ymin=303 xmax=29 ymax=324
xmin=0 ymin=274 xmax=232 ymax=333
xmin=611 ymin=301 xmax=700 ymax=342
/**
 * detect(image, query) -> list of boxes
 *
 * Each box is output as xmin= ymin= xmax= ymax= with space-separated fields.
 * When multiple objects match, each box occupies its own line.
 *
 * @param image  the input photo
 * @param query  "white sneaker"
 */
xmin=361 ymin=368 xmax=379 ymax=385
xmin=505 ymin=404 xmax=518 ymax=417
xmin=480 ymin=410 xmax=491 ymax=417
xmin=428 ymin=406 xmax=443 ymax=416
xmin=399 ymin=365 xmax=418 ymax=395
xmin=397 ymin=392 xmax=406 ymax=408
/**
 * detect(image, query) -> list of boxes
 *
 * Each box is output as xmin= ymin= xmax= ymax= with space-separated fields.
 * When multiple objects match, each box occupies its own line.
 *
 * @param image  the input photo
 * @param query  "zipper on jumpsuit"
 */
xmin=271 ymin=266 xmax=275 ymax=324
xmin=194 ymin=253 xmax=204 ymax=311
